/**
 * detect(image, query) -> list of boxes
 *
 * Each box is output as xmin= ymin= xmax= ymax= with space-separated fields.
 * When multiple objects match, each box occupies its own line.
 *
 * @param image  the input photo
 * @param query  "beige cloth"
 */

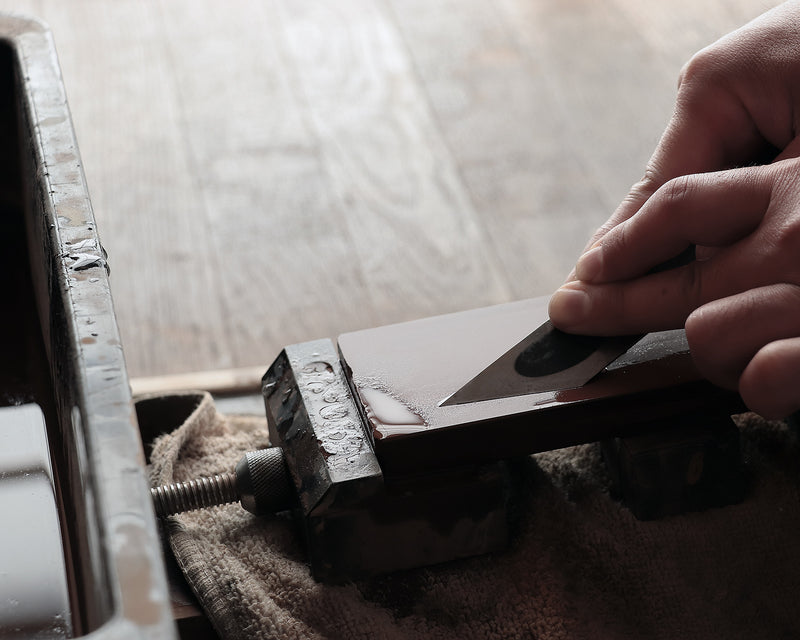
xmin=146 ymin=391 xmax=800 ymax=640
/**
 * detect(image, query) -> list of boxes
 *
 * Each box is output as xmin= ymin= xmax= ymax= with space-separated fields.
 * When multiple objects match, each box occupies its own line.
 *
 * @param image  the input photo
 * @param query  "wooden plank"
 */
xmin=0 ymin=0 xmax=781 ymax=377
xmin=487 ymin=0 xmax=776 ymax=290
xmin=385 ymin=0 xmax=617 ymax=298
xmin=274 ymin=0 xmax=512 ymax=322
xmin=130 ymin=366 xmax=264 ymax=397
xmin=495 ymin=1 xmax=675 ymax=205
xmin=0 ymin=1 xmax=42 ymax=16
xmin=21 ymin=0 xmax=235 ymax=376
xmin=152 ymin=0 xmax=379 ymax=370
xmin=609 ymin=0 xmax=781 ymax=61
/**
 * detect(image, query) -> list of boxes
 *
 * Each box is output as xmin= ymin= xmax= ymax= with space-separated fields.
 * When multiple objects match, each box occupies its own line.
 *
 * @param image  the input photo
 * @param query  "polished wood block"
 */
xmin=338 ymin=297 xmax=744 ymax=477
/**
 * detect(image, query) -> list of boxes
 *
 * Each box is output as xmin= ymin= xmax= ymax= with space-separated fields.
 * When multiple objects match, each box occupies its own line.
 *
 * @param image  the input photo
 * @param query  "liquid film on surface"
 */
xmin=355 ymin=386 xmax=426 ymax=439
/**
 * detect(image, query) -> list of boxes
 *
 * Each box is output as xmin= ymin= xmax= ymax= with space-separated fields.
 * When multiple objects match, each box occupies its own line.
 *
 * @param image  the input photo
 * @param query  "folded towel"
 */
xmin=146 ymin=391 xmax=800 ymax=640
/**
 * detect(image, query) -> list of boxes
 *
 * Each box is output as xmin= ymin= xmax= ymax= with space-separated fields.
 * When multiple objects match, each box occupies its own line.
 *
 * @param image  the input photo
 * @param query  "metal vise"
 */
xmin=263 ymin=338 xmax=511 ymax=583
xmin=262 ymin=298 xmax=746 ymax=582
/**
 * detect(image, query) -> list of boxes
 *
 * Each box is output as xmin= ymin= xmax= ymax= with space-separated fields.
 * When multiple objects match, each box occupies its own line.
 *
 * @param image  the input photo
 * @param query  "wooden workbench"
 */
xmin=1 ymin=0 xmax=779 ymax=378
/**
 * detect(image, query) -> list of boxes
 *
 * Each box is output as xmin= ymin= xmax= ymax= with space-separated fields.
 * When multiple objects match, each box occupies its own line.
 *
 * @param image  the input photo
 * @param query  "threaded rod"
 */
xmin=151 ymin=472 xmax=239 ymax=517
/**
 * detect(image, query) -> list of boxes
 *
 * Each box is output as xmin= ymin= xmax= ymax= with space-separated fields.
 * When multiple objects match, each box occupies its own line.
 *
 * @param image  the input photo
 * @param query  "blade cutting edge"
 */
xmin=440 ymin=320 xmax=642 ymax=406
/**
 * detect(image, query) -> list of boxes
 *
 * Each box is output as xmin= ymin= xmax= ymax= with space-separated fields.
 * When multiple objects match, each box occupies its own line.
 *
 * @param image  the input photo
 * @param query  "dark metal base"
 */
xmin=263 ymin=325 xmax=750 ymax=579
xmin=263 ymin=339 xmax=511 ymax=582
xmin=601 ymin=415 xmax=745 ymax=520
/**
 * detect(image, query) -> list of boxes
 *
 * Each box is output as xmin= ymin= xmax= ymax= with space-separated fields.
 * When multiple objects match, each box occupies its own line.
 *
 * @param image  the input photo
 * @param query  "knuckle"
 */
xmin=605 ymin=220 xmax=634 ymax=263
xmin=766 ymin=217 xmax=800 ymax=264
xmin=658 ymin=175 xmax=696 ymax=211
xmin=685 ymin=306 xmax=732 ymax=386
xmin=739 ymin=343 xmax=794 ymax=419
xmin=678 ymin=46 xmax=723 ymax=90
xmin=770 ymin=282 xmax=800 ymax=309
xmin=764 ymin=159 xmax=800 ymax=197
xmin=686 ymin=301 xmax=754 ymax=390
xmin=684 ymin=306 xmax=711 ymax=351
xmin=635 ymin=167 xmax=663 ymax=196
xmin=614 ymin=173 xmax=660 ymax=224
xmin=752 ymin=166 xmax=800 ymax=282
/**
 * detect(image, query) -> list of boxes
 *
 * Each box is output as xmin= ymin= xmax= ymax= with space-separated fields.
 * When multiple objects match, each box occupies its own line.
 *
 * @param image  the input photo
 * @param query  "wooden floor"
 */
xmin=2 ymin=0 xmax=778 ymax=377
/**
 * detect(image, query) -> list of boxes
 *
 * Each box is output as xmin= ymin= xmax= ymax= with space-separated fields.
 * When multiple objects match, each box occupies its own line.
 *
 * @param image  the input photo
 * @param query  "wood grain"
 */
xmin=0 ymin=0 xmax=781 ymax=376
xmin=274 ymin=0 xmax=512 ymax=318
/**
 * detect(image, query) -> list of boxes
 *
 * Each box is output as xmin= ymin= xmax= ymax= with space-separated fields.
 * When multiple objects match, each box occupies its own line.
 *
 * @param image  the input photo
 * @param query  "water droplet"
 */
xmin=67 ymin=238 xmax=96 ymax=251
xmin=69 ymin=253 xmax=104 ymax=271
xmin=319 ymin=404 xmax=348 ymax=420
xmin=303 ymin=361 xmax=332 ymax=375
xmin=356 ymin=387 xmax=426 ymax=438
xmin=323 ymin=390 xmax=344 ymax=403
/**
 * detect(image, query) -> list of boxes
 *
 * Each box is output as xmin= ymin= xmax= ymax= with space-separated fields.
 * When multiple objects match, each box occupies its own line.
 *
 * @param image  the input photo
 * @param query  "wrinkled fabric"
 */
xmin=146 ymin=391 xmax=800 ymax=640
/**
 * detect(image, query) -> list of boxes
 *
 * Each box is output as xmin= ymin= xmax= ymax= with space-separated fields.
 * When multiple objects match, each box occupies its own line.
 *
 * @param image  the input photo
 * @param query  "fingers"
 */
xmin=573 ymin=119 xmax=731 ymax=264
xmin=551 ymin=157 xmax=800 ymax=335
xmin=574 ymin=168 xmax=771 ymax=284
xmin=550 ymin=281 xmax=800 ymax=418
xmin=772 ymin=134 xmax=800 ymax=162
xmin=549 ymin=264 xmax=713 ymax=335
xmin=740 ymin=338 xmax=800 ymax=419
xmin=686 ymin=284 xmax=800 ymax=419
xmin=552 ymin=5 xmax=800 ymax=416
xmin=566 ymin=98 xmax=763 ymax=283
xmin=549 ymin=231 xmax=790 ymax=336
xmin=567 ymin=32 xmax=781 ymax=282
xmin=685 ymin=284 xmax=800 ymax=388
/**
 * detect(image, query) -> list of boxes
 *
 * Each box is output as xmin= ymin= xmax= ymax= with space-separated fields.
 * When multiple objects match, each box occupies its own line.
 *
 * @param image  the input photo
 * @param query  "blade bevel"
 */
xmin=440 ymin=320 xmax=642 ymax=406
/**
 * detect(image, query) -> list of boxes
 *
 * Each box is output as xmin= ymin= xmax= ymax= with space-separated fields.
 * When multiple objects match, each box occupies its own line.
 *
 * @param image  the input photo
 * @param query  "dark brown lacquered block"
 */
xmin=338 ymin=297 xmax=744 ymax=478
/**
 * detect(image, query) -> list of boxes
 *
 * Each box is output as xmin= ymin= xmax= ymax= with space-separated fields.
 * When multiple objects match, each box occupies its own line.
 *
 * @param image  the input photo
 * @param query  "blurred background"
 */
xmin=0 ymin=0 xmax=777 ymax=378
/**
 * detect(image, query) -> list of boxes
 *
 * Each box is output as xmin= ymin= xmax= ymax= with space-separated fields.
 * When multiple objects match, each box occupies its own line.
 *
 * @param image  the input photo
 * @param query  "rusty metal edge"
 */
xmin=1 ymin=13 xmax=176 ymax=638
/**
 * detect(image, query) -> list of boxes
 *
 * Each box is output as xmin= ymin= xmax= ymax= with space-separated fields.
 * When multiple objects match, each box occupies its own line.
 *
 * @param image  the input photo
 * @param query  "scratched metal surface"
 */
xmin=2 ymin=15 xmax=175 ymax=638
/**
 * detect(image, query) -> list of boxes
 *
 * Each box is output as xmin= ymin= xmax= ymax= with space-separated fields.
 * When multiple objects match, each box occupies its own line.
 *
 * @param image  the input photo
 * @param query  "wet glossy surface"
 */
xmin=0 ymin=18 xmax=174 ymax=637
xmin=0 ymin=38 xmax=71 ymax=637
xmin=0 ymin=405 xmax=71 ymax=638
xmin=338 ymin=297 xmax=743 ymax=477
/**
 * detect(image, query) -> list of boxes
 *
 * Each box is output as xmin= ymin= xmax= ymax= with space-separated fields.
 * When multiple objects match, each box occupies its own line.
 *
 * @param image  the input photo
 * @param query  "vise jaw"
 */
xmin=263 ymin=338 xmax=510 ymax=583
xmin=262 ymin=297 xmax=746 ymax=582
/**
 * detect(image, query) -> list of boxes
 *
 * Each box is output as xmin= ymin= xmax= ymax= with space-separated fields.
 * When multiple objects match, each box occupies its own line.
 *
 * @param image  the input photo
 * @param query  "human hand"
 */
xmin=548 ymin=2 xmax=800 ymax=418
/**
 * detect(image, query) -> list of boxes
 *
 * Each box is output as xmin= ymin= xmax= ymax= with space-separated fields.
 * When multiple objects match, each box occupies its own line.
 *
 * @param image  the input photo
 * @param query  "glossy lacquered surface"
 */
xmin=338 ymin=297 xmax=743 ymax=477
xmin=0 ymin=405 xmax=71 ymax=638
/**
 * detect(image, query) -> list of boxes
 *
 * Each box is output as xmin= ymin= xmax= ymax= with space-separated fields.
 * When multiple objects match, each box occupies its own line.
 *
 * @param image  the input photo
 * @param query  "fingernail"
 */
xmin=549 ymin=286 xmax=591 ymax=327
xmin=575 ymin=245 xmax=604 ymax=282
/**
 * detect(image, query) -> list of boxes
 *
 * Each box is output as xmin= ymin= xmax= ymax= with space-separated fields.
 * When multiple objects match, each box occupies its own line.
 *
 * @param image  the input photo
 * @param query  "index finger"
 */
xmin=579 ymin=57 xmax=769 ymax=258
xmin=576 ymin=166 xmax=770 ymax=284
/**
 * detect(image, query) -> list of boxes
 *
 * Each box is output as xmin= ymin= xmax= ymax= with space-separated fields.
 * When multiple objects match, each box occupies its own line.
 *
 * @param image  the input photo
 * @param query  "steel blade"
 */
xmin=441 ymin=320 xmax=642 ymax=406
